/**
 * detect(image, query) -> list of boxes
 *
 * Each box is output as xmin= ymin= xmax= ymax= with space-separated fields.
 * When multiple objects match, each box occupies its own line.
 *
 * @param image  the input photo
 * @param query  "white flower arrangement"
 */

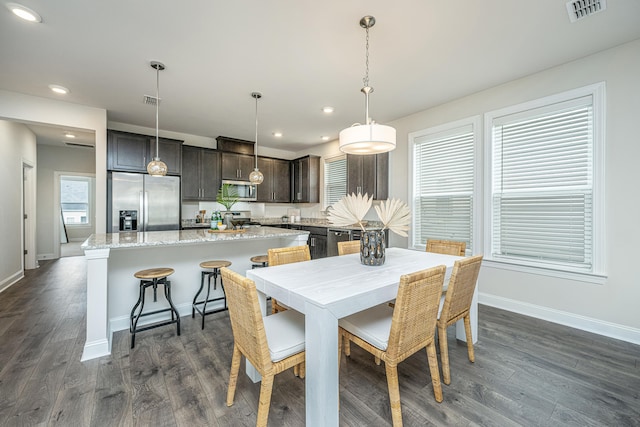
xmin=327 ymin=193 xmax=411 ymax=237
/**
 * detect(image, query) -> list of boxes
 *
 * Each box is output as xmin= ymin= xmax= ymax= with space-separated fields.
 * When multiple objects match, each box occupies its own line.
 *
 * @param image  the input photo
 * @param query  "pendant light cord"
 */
xmin=254 ymin=94 xmax=259 ymax=169
xmin=363 ymin=24 xmax=370 ymax=88
xmin=155 ymin=65 xmax=160 ymax=160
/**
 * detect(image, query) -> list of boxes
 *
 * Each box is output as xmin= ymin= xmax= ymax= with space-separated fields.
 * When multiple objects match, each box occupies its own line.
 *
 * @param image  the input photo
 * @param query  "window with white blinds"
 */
xmin=411 ymin=121 xmax=476 ymax=252
xmin=324 ymin=155 xmax=347 ymax=208
xmin=487 ymin=86 xmax=603 ymax=274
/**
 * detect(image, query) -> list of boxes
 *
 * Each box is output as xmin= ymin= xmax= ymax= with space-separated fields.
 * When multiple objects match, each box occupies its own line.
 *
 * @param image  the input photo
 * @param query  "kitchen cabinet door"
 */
xmin=181 ymin=146 xmax=201 ymax=199
xmin=346 ymin=153 xmax=388 ymax=200
xmin=256 ymin=157 xmax=272 ymax=202
xmin=181 ymin=146 xmax=220 ymax=201
xmin=108 ymin=130 xmax=183 ymax=175
xmin=107 ymin=131 xmax=149 ymax=172
xmin=309 ymin=234 xmax=327 ymax=259
xmin=156 ymin=137 xmax=183 ymax=175
xmin=272 ymin=159 xmax=291 ymax=202
xmin=256 ymin=157 xmax=291 ymax=202
xmin=200 ymin=149 xmax=221 ymax=200
xmin=292 ymin=155 xmax=320 ymax=203
xmin=221 ymin=152 xmax=254 ymax=181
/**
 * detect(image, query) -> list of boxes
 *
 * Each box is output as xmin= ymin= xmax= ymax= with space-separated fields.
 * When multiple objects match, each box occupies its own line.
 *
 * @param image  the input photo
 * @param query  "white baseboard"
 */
xmin=0 ymin=270 xmax=24 ymax=294
xmin=81 ymin=338 xmax=111 ymax=361
xmin=38 ymin=253 xmax=56 ymax=261
xmin=479 ymin=293 xmax=640 ymax=346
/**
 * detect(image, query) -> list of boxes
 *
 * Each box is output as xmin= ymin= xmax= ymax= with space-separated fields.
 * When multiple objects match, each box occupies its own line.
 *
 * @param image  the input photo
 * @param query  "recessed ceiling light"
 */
xmin=7 ymin=3 xmax=42 ymax=23
xmin=322 ymin=106 xmax=335 ymax=114
xmin=321 ymin=136 xmax=330 ymax=141
xmin=64 ymin=132 xmax=75 ymax=138
xmin=273 ymin=132 xmax=283 ymax=138
xmin=49 ymin=84 xmax=69 ymax=95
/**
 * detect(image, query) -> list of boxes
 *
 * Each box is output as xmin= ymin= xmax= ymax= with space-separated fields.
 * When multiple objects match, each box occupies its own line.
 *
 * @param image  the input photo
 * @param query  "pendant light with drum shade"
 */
xmin=146 ymin=61 xmax=168 ymax=176
xmin=249 ymin=91 xmax=264 ymax=184
xmin=339 ymin=16 xmax=396 ymax=155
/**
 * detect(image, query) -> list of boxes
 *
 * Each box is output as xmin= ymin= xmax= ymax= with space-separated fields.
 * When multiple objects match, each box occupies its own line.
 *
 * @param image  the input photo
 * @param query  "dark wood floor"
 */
xmin=1 ymin=256 xmax=639 ymax=426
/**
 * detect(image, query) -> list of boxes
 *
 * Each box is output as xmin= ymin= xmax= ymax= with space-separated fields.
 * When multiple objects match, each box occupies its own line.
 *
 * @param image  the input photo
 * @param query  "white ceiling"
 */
xmin=2 ymin=0 xmax=640 ymax=152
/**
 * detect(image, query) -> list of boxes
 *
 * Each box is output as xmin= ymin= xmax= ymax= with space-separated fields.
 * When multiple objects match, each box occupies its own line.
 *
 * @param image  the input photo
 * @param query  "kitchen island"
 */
xmin=81 ymin=226 xmax=309 ymax=361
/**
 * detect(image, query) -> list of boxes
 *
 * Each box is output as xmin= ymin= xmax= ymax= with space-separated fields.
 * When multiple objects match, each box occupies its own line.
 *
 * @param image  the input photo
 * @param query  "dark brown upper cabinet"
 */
xmin=346 ymin=153 xmax=388 ymax=200
xmin=107 ymin=130 xmax=182 ymax=175
xmin=220 ymin=152 xmax=255 ymax=181
xmin=292 ymin=155 xmax=320 ymax=203
xmin=182 ymin=146 xmax=221 ymax=201
xmin=256 ymin=157 xmax=291 ymax=203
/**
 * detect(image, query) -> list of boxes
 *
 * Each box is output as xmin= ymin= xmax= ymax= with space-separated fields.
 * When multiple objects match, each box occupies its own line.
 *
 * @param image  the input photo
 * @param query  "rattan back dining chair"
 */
xmin=337 ymin=240 xmax=360 ymax=256
xmin=267 ymin=245 xmax=311 ymax=314
xmin=339 ymin=265 xmax=446 ymax=426
xmin=437 ymin=254 xmax=483 ymax=385
xmin=426 ymin=239 xmax=466 ymax=256
xmin=221 ymin=267 xmax=306 ymax=427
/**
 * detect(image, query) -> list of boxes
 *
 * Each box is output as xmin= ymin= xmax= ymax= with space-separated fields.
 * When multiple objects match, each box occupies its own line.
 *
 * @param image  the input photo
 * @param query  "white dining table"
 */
xmin=246 ymin=247 xmax=478 ymax=427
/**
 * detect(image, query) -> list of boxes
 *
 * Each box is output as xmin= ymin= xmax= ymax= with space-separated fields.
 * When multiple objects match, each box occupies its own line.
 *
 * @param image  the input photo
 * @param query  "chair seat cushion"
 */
xmin=263 ymin=309 xmax=305 ymax=362
xmin=339 ymin=303 xmax=394 ymax=351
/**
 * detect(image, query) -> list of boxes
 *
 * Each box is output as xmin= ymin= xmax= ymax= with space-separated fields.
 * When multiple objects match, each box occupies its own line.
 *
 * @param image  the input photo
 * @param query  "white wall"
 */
xmin=37 ymin=145 xmax=96 ymax=259
xmin=387 ymin=39 xmax=640 ymax=341
xmin=0 ymin=90 xmax=107 ymax=233
xmin=0 ymin=120 xmax=36 ymax=292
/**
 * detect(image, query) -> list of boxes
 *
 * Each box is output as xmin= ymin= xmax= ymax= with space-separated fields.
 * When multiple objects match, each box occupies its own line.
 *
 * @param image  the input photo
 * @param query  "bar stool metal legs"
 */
xmin=192 ymin=260 xmax=232 ymax=329
xmin=130 ymin=267 xmax=180 ymax=349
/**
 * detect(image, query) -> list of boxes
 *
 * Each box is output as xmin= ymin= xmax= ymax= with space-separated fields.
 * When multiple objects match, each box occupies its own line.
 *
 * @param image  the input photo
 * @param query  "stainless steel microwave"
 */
xmin=221 ymin=180 xmax=257 ymax=201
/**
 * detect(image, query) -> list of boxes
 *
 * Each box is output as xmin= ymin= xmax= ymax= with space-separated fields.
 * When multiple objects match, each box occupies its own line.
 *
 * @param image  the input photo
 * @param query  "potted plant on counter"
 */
xmin=217 ymin=183 xmax=239 ymax=228
xmin=327 ymin=193 xmax=410 ymax=266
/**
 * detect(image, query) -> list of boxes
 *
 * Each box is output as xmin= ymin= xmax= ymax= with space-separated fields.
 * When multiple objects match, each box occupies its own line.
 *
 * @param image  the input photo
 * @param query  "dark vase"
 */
xmin=360 ymin=229 xmax=386 ymax=266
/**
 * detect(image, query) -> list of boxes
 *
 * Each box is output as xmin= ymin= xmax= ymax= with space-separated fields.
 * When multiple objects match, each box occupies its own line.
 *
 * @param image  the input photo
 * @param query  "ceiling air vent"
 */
xmin=566 ymin=0 xmax=606 ymax=23
xmin=64 ymin=142 xmax=94 ymax=149
xmin=143 ymin=95 xmax=159 ymax=106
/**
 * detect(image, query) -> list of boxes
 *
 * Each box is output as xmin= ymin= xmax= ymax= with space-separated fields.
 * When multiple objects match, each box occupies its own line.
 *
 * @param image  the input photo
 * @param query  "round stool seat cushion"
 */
xmin=250 ymin=255 xmax=268 ymax=264
xmin=200 ymin=260 xmax=232 ymax=270
xmin=134 ymin=267 xmax=174 ymax=280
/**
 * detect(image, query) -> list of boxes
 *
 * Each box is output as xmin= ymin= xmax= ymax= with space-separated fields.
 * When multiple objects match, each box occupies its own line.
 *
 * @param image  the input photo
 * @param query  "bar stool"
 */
xmin=192 ymin=260 xmax=231 ymax=329
xmin=130 ymin=267 xmax=180 ymax=349
xmin=250 ymin=255 xmax=269 ymax=269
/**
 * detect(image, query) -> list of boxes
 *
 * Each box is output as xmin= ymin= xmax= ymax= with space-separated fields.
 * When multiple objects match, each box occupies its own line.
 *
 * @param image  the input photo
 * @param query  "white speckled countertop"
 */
xmin=81 ymin=226 xmax=309 ymax=250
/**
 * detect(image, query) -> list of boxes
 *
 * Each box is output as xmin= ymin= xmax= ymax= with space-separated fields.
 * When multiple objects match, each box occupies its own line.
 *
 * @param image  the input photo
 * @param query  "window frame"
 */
xmin=408 ymin=116 xmax=482 ymax=252
xmin=60 ymin=175 xmax=92 ymax=227
xmin=483 ymin=82 xmax=606 ymax=283
xmin=323 ymin=153 xmax=347 ymax=210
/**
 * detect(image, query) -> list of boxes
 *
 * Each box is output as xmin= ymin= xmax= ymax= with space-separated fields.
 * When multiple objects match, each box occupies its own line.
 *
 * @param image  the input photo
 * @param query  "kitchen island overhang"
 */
xmin=80 ymin=227 xmax=310 ymax=361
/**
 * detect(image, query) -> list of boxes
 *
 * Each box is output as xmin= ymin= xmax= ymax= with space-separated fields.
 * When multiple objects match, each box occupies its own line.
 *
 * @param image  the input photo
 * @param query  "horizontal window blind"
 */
xmin=491 ymin=96 xmax=594 ymax=270
xmin=413 ymin=125 xmax=474 ymax=250
xmin=324 ymin=155 xmax=347 ymax=207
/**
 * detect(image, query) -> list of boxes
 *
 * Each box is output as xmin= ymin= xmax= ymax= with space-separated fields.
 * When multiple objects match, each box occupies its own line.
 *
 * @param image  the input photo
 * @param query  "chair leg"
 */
xmin=294 ymin=364 xmax=299 ymax=377
xmin=464 ymin=314 xmax=475 ymax=363
xmin=426 ymin=342 xmax=443 ymax=403
xmin=226 ymin=345 xmax=242 ymax=407
xmin=438 ymin=325 xmax=451 ymax=385
xmin=344 ymin=333 xmax=351 ymax=357
xmin=299 ymin=362 xmax=305 ymax=379
xmin=375 ymin=356 xmax=381 ymax=366
xmin=384 ymin=363 xmax=403 ymax=427
xmin=256 ymin=373 xmax=275 ymax=427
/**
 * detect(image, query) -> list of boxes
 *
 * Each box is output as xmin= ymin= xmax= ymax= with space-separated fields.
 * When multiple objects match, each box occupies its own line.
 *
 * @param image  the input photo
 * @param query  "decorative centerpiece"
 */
xmin=328 ymin=193 xmax=410 ymax=266
xmin=217 ymin=183 xmax=239 ymax=228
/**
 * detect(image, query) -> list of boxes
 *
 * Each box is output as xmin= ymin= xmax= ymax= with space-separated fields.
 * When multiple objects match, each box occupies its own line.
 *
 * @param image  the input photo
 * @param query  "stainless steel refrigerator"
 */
xmin=108 ymin=172 xmax=181 ymax=232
